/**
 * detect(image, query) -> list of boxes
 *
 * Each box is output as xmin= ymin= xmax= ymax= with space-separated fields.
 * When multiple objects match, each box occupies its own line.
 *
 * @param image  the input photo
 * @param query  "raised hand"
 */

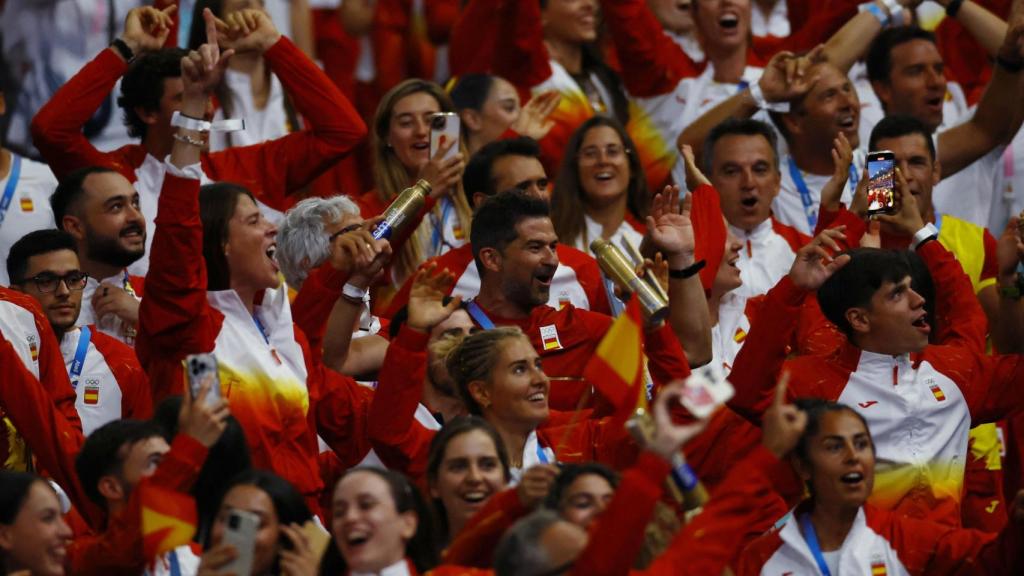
xmin=647 ymin=379 xmax=710 ymax=461
xmin=757 ymin=47 xmax=823 ymax=103
xmin=849 ymin=166 xmax=870 ymax=218
xmin=120 ymin=5 xmax=176 ymax=57
xmin=679 ymin=144 xmax=711 ymax=192
xmin=216 ymin=8 xmax=283 ymax=53
xmin=196 ymin=543 xmax=238 ymax=576
xmin=510 ymin=91 xmax=561 ymax=141
xmin=860 ymin=219 xmax=882 ymax=248
xmin=92 ymin=284 xmax=140 ymax=326
xmin=761 ymin=372 xmax=808 ymax=458
xmin=177 ymin=377 xmax=230 ymax=448
xmin=407 ymin=264 xmax=462 ymax=332
xmin=820 ymin=132 xmax=854 ymax=213
xmin=875 ymin=167 xmax=925 ymax=237
xmin=516 ymin=464 xmax=559 ymax=508
xmin=789 ymin=227 xmax=851 ymax=291
xmin=278 ymin=524 xmax=321 ymax=576
xmin=997 ymin=214 xmax=1024 ymax=285
xmin=181 ymin=9 xmax=235 ymax=100
xmin=418 ymin=136 xmax=466 ymax=198
xmin=646 ymin=185 xmax=696 ymax=270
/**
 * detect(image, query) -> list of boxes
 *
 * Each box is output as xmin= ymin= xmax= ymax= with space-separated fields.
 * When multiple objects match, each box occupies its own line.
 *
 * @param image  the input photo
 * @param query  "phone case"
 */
xmin=430 ymin=112 xmax=460 ymax=161
xmin=185 ymin=353 xmax=222 ymax=408
xmin=221 ymin=508 xmax=259 ymax=576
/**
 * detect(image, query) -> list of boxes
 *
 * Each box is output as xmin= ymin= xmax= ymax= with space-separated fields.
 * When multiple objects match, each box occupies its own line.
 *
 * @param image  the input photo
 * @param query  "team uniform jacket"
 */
xmin=461 ymin=300 xmax=690 ymax=411
xmin=738 ymin=500 xmax=1023 ymax=575
xmin=385 ymin=242 xmax=613 ymax=318
xmin=30 ymin=36 xmax=367 ymax=275
xmin=729 ymin=241 xmax=1024 ymax=526
xmin=731 ymin=218 xmax=810 ymax=300
xmin=0 ymin=288 xmax=82 ymax=472
xmin=598 ymin=0 xmax=859 ymax=190
xmin=367 ymin=326 xmax=689 ymax=489
xmin=137 ymin=165 xmax=375 ymax=510
xmin=78 ymin=271 xmax=145 ymax=346
xmin=60 ymin=326 xmax=152 ymax=436
xmin=0 ymin=154 xmax=58 ymax=285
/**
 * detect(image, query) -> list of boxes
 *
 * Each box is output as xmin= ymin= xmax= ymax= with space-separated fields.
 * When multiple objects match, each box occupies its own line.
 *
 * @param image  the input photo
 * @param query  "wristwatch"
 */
xmin=998 ymin=274 xmax=1024 ymax=300
xmin=912 ymin=223 xmax=939 ymax=250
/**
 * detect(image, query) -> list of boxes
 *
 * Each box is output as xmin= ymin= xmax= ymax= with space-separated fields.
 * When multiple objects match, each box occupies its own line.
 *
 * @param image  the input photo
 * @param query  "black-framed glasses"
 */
xmin=329 ymin=222 xmax=366 ymax=242
xmin=18 ymin=271 xmax=89 ymax=293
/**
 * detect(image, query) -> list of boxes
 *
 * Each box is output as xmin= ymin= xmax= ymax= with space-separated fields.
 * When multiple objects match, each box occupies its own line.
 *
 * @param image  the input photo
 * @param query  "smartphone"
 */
xmin=680 ymin=364 xmax=734 ymax=420
xmin=221 ymin=508 xmax=259 ymax=576
xmin=429 ymin=112 xmax=461 ymax=161
xmin=866 ymin=150 xmax=896 ymax=216
xmin=185 ymin=353 xmax=222 ymax=408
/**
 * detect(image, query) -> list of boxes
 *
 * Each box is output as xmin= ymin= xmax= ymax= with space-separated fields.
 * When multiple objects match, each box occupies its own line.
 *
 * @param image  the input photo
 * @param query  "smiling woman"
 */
xmin=0 ymin=471 xmax=72 ymax=576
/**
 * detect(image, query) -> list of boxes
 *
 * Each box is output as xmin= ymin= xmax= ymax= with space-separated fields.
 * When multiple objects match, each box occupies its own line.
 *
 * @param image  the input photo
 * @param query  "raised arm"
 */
xmin=30 ymin=5 xmax=176 ymax=179
xmin=493 ymin=0 xmax=552 ymax=89
xmin=448 ymin=0 xmax=504 ymax=76
xmin=938 ymin=11 xmax=1024 ymax=177
xmin=937 ymin=0 xmax=1011 ymax=57
xmin=598 ymin=0 xmax=701 ymax=98
xmin=206 ymin=9 xmax=367 ymax=211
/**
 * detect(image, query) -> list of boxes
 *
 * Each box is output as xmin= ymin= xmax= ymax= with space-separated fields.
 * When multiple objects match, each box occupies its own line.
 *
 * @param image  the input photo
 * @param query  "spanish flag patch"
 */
xmin=83 ymin=382 xmax=100 ymax=405
xmin=733 ymin=327 xmax=747 ymax=343
xmin=540 ymin=325 xmax=562 ymax=351
xmin=930 ymin=384 xmax=946 ymax=402
xmin=19 ymin=198 xmax=33 ymax=212
xmin=871 ymin=561 xmax=887 ymax=576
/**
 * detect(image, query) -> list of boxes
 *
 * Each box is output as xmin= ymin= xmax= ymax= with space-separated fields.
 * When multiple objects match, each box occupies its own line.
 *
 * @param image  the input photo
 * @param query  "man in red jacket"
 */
xmin=30 ymin=5 xmax=367 ymax=277
xmin=7 ymin=229 xmax=152 ymax=436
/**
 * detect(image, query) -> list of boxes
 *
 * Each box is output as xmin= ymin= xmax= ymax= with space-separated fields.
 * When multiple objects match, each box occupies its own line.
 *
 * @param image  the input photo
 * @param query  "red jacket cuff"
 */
xmin=261 ymin=34 xmax=293 ymax=63
xmin=771 ymin=276 xmax=808 ymax=308
xmin=169 ymin=434 xmax=210 ymax=469
xmin=635 ymin=451 xmax=673 ymax=487
xmin=396 ymin=324 xmax=431 ymax=350
xmin=311 ymin=261 xmax=348 ymax=293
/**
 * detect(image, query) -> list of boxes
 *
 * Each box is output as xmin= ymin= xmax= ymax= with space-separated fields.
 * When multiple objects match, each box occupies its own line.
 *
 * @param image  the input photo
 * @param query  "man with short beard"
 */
xmin=50 ymin=166 xmax=147 ymax=346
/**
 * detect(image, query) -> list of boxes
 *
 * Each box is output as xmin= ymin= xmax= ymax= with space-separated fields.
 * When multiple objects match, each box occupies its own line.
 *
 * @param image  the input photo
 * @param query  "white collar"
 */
xmin=777 ymin=507 xmax=867 ymax=570
xmin=510 ymin=430 xmax=555 ymax=485
xmin=352 ymin=558 xmax=411 ymax=576
xmin=727 ymin=218 xmax=773 ymax=243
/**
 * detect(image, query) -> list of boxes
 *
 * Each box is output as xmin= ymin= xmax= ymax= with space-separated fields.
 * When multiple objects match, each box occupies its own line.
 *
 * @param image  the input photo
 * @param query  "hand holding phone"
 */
xmin=679 ymin=363 xmax=734 ymax=419
xmin=429 ymin=112 xmax=460 ymax=161
xmin=185 ymin=353 xmax=222 ymax=408
xmin=220 ymin=508 xmax=259 ymax=576
xmin=866 ymin=150 xmax=896 ymax=216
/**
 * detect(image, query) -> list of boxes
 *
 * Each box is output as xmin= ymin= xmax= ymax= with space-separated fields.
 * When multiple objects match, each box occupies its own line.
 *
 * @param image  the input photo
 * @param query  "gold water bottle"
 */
xmin=591 ymin=238 xmax=669 ymax=322
xmin=371 ymin=180 xmax=432 ymax=240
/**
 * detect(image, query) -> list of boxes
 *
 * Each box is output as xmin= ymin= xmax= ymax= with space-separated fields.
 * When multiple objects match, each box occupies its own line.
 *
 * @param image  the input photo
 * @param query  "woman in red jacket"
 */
xmin=0 ymin=471 xmax=72 ymax=576
xmin=551 ymin=116 xmax=649 ymax=255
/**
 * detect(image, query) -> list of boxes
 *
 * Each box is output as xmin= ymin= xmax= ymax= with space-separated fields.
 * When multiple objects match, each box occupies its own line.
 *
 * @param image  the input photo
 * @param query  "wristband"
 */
xmin=912 ymin=223 xmax=939 ymax=249
xmin=747 ymin=82 xmax=790 ymax=113
xmin=880 ymin=0 xmax=903 ymax=25
xmin=170 ymin=111 xmax=246 ymax=133
xmin=110 ymin=38 xmax=134 ymax=62
xmin=945 ymin=0 xmax=965 ymax=18
xmin=341 ymin=283 xmax=369 ymax=305
xmin=668 ymin=259 xmax=706 ymax=280
xmin=172 ymin=133 xmax=204 ymax=147
xmin=997 ymin=55 xmax=1024 ymax=73
xmin=670 ymin=454 xmax=699 ymax=491
xmin=859 ymin=2 xmax=889 ymax=26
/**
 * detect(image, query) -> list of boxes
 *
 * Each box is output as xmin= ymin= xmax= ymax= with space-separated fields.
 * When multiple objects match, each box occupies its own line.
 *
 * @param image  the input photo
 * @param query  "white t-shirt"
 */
xmin=0 ymin=155 xmax=58 ymax=285
xmin=208 ymin=70 xmax=289 ymax=152
xmin=750 ymin=0 xmax=790 ymax=38
xmin=773 ymin=150 xmax=864 ymax=236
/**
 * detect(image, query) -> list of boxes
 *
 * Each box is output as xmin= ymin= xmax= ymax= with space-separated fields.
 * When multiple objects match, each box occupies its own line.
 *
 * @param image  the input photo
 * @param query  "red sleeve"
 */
xmin=95 ymin=334 xmax=154 ymax=422
xmin=493 ymin=0 xmax=553 ymax=89
xmin=371 ymin=0 xmax=411 ymax=95
xmin=367 ymin=325 xmax=436 ymax=486
xmin=568 ymin=451 xmax=671 ymax=576
xmin=291 ymin=263 xmax=348 ymax=357
xmin=448 ymin=0 xmax=503 ymax=76
xmin=29 ymin=48 xmax=131 ymax=180
xmin=815 ymin=205 xmax=867 ymax=249
xmin=643 ymin=446 xmax=792 ymax=575
xmin=136 ymin=172 xmax=221 ymax=402
xmin=981 ymin=229 xmax=999 ymax=284
xmin=690 ymin=183 xmax=727 ymax=292
xmin=727 ymin=276 xmax=807 ymax=424
xmin=918 ymin=240 xmax=988 ymax=353
xmin=67 ymin=435 xmax=208 ymax=576
xmin=749 ymin=0 xmax=860 ymax=65
xmin=424 ymin=0 xmax=459 ymax=45
xmin=598 ymin=0 xmax=702 ymax=97
xmin=203 ymin=36 xmax=367 ymax=212
xmin=646 ymin=320 xmax=692 ymax=389
xmin=0 ymin=338 xmax=96 ymax=528
xmin=442 ymin=489 xmax=531 ymax=568
xmin=310 ymin=364 xmax=375 ymax=470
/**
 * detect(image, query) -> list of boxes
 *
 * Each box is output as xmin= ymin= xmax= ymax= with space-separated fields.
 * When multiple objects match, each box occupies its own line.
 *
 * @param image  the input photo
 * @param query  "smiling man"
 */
xmin=7 ymin=229 xmax=151 ymax=436
xmin=49 ymin=166 xmax=148 ymax=346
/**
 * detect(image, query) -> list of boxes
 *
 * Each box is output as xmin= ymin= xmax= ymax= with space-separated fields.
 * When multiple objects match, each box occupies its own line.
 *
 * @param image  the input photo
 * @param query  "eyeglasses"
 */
xmin=18 ymin=271 xmax=89 ymax=293
xmin=329 ymin=222 xmax=366 ymax=242
xmin=578 ymin=144 xmax=627 ymax=164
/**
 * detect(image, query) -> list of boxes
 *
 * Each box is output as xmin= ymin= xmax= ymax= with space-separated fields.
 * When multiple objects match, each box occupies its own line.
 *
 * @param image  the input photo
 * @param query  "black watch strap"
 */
xmin=668 ymin=259 xmax=706 ymax=280
xmin=111 ymin=38 xmax=134 ymax=62
xmin=946 ymin=0 xmax=965 ymax=18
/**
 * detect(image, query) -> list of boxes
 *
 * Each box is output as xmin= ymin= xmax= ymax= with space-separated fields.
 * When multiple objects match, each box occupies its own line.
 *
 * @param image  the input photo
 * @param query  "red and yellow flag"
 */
xmin=140 ymin=484 xmax=197 ymax=560
xmin=583 ymin=297 xmax=645 ymax=417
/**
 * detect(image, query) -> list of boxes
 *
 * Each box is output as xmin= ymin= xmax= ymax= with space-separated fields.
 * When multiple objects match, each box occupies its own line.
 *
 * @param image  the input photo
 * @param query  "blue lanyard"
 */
xmin=252 ymin=312 xmax=270 ymax=344
xmin=69 ymin=326 xmax=92 ymax=390
xmin=536 ymin=438 xmax=550 ymax=463
xmin=0 ymin=155 xmax=22 ymax=226
xmin=847 ymin=163 xmax=859 ymax=193
xmin=467 ymin=301 xmax=496 ymax=330
xmin=799 ymin=513 xmax=833 ymax=576
xmin=934 ymin=212 xmax=943 ymax=232
xmin=431 ymin=197 xmax=454 ymax=256
xmin=737 ymin=80 xmax=749 ymax=92
xmin=168 ymin=550 xmax=181 ymax=576
xmin=787 ymin=158 xmax=818 ymax=232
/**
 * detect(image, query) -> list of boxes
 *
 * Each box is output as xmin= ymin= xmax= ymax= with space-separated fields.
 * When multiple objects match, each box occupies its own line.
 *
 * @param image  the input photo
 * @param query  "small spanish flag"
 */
xmin=582 ymin=297 xmax=644 ymax=419
xmin=19 ymin=198 xmax=33 ymax=212
xmin=453 ymin=223 xmax=465 ymax=241
xmin=871 ymin=560 xmax=888 ymax=576
xmin=83 ymin=383 xmax=99 ymax=405
xmin=29 ymin=340 xmax=38 ymax=362
xmin=930 ymin=384 xmax=946 ymax=402
xmin=141 ymin=485 xmax=197 ymax=560
xmin=540 ymin=325 xmax=562 ymax=351
xmin=733 ymin=327 xmax=747 ymax=343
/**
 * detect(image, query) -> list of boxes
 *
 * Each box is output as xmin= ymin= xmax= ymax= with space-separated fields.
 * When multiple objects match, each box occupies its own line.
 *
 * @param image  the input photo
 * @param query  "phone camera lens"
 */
xmin=432 ymin=115 xmax=446 ymax=130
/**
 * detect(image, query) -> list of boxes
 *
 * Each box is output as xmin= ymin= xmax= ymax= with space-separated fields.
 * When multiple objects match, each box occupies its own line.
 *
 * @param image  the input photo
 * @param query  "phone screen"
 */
xmin=867 ymin=154 xmax=895 ymax=214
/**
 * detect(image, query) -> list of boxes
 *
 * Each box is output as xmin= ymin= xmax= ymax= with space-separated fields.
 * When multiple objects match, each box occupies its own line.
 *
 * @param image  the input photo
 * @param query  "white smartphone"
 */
xmin=679 ymin=363 xmax=735 ymax=419
xmin=221 ymin=508 xmax=259 ymax=576
xmin=185 ymin=353 xmax=222 ymax=408
xmin=429 ymin=112 xmax=461 ymax=161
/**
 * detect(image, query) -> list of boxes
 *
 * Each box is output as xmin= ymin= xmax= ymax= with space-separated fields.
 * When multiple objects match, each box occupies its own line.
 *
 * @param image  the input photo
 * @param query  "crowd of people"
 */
xmin=3 ymin=0 xmax=1024 ymax=574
